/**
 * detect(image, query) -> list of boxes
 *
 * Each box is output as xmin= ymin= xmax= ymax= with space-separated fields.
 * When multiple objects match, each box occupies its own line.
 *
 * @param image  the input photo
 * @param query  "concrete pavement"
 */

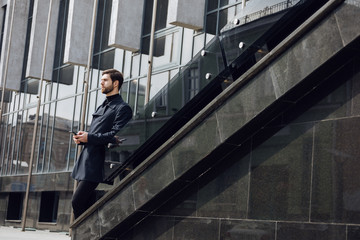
xmin=0 ymin=226 xmax=70 ymax=240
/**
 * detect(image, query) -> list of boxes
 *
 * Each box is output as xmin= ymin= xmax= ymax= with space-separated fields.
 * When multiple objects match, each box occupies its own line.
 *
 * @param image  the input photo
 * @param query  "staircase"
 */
xmin=70 ymin=0 xmax=360 ymax=239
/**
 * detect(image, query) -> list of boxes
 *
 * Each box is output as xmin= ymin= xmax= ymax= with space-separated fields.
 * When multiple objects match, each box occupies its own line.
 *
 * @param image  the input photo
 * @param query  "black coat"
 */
xmin=71 ymin=94 xmax=132 ymax=183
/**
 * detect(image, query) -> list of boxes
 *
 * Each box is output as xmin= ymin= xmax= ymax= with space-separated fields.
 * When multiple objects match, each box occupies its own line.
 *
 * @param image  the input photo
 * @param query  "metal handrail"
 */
xmin=221 ymin=0 xmax=302 ymax=32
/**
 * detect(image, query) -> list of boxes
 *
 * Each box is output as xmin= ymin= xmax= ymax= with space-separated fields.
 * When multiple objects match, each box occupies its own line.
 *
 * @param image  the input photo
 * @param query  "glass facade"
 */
xmin=0 ymin=0 xmax=177 ymax=176
xmin=0 ymin=0 xmax=258 ymax=178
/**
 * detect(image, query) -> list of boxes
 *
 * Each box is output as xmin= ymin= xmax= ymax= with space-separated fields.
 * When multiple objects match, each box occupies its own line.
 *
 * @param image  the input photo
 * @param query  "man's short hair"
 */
xmin=102 ymin=69 xmax=124 ymax=89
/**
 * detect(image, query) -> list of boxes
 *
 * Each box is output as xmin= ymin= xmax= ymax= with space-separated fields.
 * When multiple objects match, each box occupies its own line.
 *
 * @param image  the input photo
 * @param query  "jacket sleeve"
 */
xmin=87 ymin=105 xmax=132 ymax=145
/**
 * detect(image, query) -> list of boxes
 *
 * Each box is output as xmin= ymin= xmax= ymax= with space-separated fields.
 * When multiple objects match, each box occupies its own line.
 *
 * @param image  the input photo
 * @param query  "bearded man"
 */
xmin=71 ymin=69 xmax=132 ymax=219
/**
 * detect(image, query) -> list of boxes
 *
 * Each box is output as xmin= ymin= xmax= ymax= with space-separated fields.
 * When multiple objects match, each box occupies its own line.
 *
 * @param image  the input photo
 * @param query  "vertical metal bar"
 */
xmin=145 ymin=0 xmax=158 ymax=104
xmin=21 ymin=0 xmax=54 ymax=231
xmin=242 ymin=0 xmax=246 ymax=9
xmin=0 ymin=0 xmax=16 ymax=134
xmin=70 ymin=0 xmax=99 ymax=227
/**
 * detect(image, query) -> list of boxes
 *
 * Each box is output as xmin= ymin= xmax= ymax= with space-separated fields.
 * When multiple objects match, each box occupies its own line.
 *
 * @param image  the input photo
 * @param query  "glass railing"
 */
xmin=104 ymin=0 xmax=330 ymax=183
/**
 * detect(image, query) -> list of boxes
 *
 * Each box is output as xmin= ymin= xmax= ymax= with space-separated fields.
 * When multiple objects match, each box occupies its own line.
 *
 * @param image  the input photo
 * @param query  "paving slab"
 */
xmin=0 ymin=226 xmax=70 ymax=240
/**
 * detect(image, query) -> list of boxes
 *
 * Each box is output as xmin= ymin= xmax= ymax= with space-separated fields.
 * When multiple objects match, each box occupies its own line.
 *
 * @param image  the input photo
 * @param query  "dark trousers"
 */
xmin=72 ymin=180 xmax=99 ymax=219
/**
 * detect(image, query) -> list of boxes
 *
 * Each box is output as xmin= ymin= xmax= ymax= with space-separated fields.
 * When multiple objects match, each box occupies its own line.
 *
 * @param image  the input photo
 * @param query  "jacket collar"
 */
xmin=107 ymin=94 xmax=123 ymax=107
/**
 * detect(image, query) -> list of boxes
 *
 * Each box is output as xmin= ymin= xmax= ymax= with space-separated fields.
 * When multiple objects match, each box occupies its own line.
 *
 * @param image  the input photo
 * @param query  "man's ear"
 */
xmin=114 ymin=80 xmax=119 ymax=88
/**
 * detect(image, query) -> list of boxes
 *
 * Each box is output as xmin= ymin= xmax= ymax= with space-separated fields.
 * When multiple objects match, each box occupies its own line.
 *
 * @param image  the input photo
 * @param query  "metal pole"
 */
xmin=145 ymin=0 xmax=158 ymax=104
xmin=21 ymin=0 xmax=54 ymax=231
xmin=70 ymin=0 xmax=98 ymax=226
xmin=242 ymin=0 xmax=246 ymax=9
xmin=0 ymin=0 xmax=16 ymax=132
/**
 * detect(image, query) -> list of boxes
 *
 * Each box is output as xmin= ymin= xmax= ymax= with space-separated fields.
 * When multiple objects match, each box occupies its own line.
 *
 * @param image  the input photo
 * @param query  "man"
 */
xmin=71 ymin=69 xmax=132 ymax=219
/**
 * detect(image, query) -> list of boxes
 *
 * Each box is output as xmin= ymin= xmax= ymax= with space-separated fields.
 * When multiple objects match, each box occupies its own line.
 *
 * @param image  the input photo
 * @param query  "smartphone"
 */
xmin=69 ymin=130 xmax=77 ymax=135
xmin=118 ymin=138 xmax=127 ymax=142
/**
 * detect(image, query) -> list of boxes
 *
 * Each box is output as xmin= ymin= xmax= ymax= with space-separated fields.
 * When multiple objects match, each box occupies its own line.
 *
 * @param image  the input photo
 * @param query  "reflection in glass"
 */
xmin=182 ymin=29 xmax=194 ymax=64
xmin=93 ymin=50 xmax=115 ymax=71
xmin=206 ymin=12 xmax=217 ymax=36
xmin=123 ymin=51 xmax=132 ymax=79
xmin=53 ymin=0 xmax=69 ymax=68
xmin=50 ymin=98 xmax=75 ymax=172
xmin=121 ymin=82 xmax=129 ymax=103
xmin=219 ymin=7 xmax=236 ymax=32
xmin=1 ymin=114 xmax=10 ymax=175
xmin=129 ymin=79 xmax=138 ymax=112
xmin=77 ymin=66 xmax=86 ymax=94
xmin=113 ymin=49 xmax=124 ymax=73
xmin=193 ymin=33 xmax=205 ymax=58
xmin=17 ymin=108 xmax=36 ymax=175
xmin=143 ymin=0 xmax=169 ymax=35
xmin=43 ymin=103 xmax=55 ymax=172
xmin=142 ymin=36 xmax=166 ymax=57
xmin=137 ymin=78 xmax=147 ymax=118
xmin=93 ymin=0 xmax=112 ymax=54
xmin=12 ymin=112 xmax=21 ymax=174
xmin=149 ymin=72 xmax=169 ymax=100
xmin=184 ymin=67 xmax=200 ymax=103
xmin=35 ymin=105 xmax=46 ymax=173
xmin=140 ymin=53 xmax=148 ymax=76
xmin=67 ymin=95 xmax=83 ymax=170
xmin=132 ymin=54 xmax=141 ymax=78
xmin=52 ymin=65 xmax=74 ymax=87
xmin=96 ymin=89 xmax=107 ymax=108
xmin=86 ymin=91 xmax=97 ymax=130
xmin=51 ymin=82 xmax=58 ymax=101
xmin=72 ymin=95 xmax=83 ymax=130
xmin=220 ymin=0 xmax=240 ymax=7
xmin=89 ymin=69 xmax=99 ymax=91
xmin=57 ymin=66 xmax=76 ymax=98
xmin=20 ymin=79 xmax=39 ymax=95
xmin=207 ymin=0 xmax=219 ymax=11
xmin=101 ymin=0 xmax=112 ymax=51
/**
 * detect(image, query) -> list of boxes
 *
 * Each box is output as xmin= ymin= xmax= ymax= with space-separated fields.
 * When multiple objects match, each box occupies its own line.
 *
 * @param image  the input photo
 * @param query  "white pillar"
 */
xmin=167 ymin=0 xmax=206 ymax=30
xmin=108 ymin=0 xmax=144 ymax=52
xmin=26 ymin=0 xmax=60 ymax=80
xmin=0 ymin=0 xmax=30 ymax=91
xmin=64 ymin=0 xmax=95 ymax=66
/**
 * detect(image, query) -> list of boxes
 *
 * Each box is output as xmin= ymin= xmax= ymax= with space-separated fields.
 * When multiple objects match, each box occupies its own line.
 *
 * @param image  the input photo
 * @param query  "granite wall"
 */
xmin=107 ymin=1 xmax=360 ymax=239
xmin=119 ymin=46 xmax=360 ymax=240
xmin=70 ymin=1 xmax=360 ymax=239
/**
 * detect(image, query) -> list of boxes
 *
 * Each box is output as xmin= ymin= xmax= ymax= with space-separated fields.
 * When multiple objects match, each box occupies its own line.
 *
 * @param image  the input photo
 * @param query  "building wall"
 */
xmin=0 ymin=0 xmax=242 ymax=230
xmin=118 ymin=54 xmax=360 ymax=239
xmin=1 ymin=0 xmax=354 ymax=235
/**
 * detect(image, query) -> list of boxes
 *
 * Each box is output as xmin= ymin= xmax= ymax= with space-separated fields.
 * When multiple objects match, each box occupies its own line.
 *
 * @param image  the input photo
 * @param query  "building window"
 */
xmin=205 ymin=0 xmax=243 ymax=35
xmin=20 ymin=0 xmax=35 ymax=83
xmin=141 ymin=0 xmax=169 ymax=56
xmin=0 ymin=5 xmax=7 ymax=60
xmin=92 ymin=0 xmax=114 ymax=71
xmin=52 ymin=0 xmax=74 ymax=86
xmin=39 ymin=191 xmax=59 ymax=223
xmin=6 ymin=192 xmax=23 ymax=221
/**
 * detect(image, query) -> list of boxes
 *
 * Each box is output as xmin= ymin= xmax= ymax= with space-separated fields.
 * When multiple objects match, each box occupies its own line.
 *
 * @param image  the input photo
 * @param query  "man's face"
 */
xmin=100 ymin=74 xmax=115 ymax=94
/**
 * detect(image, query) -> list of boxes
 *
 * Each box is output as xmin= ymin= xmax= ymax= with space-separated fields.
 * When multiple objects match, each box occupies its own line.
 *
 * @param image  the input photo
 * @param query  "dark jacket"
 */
xmin=71 ymin=94 xmax=132 ymax=183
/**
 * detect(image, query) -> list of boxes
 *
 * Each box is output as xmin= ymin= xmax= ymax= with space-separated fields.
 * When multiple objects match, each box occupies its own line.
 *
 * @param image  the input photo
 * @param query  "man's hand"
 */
xmin=108 ymin=136 xmax=126 ymax=149
xmin=115 ymin=136 xmax=124 ymax=144
xmin=73 ymin=131 xmax=88 ymax=144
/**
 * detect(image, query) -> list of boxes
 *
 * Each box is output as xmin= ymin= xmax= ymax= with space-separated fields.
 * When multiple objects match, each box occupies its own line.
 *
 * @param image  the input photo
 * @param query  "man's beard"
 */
xmin=102 ymin=84 xmax=114 ymax=94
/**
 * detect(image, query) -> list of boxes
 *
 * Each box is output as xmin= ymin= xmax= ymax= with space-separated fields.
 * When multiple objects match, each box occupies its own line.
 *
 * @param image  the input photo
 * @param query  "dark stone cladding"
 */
xmin=71 ymin=1 xmax=360 ymax=239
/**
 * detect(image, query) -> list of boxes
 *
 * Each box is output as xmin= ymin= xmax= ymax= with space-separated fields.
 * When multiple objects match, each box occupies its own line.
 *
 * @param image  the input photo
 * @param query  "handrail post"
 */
xmin=145 ymin=0 xmax=158 ymax=104
xmin=21 ymin=0 xmax=54 ymax=231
